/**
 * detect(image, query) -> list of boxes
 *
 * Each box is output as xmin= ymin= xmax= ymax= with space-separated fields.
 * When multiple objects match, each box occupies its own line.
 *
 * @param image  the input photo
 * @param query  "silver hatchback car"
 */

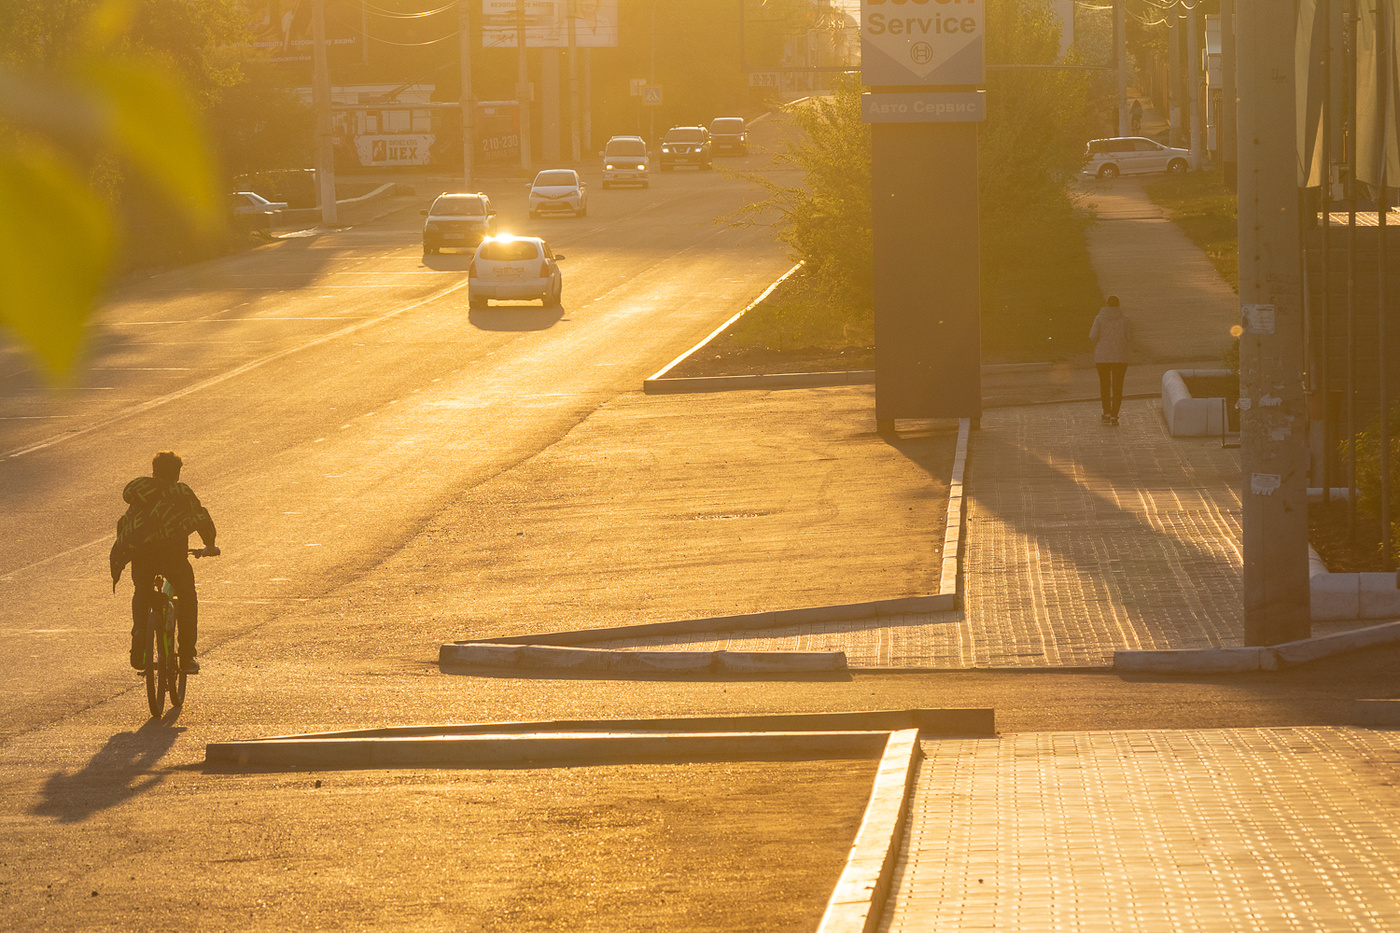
xmin=467 ymin=235 xmax=565 ymax=309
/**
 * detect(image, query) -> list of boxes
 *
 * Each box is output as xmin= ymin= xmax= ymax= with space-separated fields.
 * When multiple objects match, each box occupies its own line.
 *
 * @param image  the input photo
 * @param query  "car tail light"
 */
xmin=468 ymin=260 xmax=477 ymax=278
xmin=539 ymin=260 xmax=550 ymax=278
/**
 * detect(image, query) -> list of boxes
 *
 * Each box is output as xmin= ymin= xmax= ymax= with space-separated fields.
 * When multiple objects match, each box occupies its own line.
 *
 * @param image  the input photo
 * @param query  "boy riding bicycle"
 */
xmin=110 ymin=451 xmax=218 ymax=674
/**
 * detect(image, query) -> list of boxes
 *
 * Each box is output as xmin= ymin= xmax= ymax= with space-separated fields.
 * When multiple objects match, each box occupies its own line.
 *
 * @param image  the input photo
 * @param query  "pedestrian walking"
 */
xmin=1090 ymin=296 xmax=1131 ymax=425
xmin=1130 ymin=99 xmax=1143 ymax=134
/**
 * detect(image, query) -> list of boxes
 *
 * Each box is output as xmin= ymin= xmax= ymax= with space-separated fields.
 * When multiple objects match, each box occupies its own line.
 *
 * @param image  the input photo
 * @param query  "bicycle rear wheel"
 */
xmin=169 ymin=658 xmax=187 ymax=708
xmin=144 ymin=612 xmax=164 ymax=718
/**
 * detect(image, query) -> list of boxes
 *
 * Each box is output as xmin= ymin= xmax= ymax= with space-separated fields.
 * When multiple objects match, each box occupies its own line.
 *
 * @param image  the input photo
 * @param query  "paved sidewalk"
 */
xmin=882 ymin=727 xmax=1400 ymax=932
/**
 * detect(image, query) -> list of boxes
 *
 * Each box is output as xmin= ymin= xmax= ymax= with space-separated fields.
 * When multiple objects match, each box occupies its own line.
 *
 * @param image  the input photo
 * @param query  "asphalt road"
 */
xmin=0 ymin=119 xmax=808 ymax=744
xmin=5 ymin=111 xmax=1400 ymax=930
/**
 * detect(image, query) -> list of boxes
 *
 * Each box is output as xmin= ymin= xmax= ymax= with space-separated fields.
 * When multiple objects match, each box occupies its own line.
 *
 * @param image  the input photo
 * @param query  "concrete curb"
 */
xmin=817 ymin=729 xmax=922 ymax=933
xmin=643 ymin=262 xmax=804 ymax=392
xmin=939 ymin=418 xmax=970 ymax=602
xmin=460 ymin=594 xmax=956 ymax=651
xmin=1113 ymin=619 xmax=1400 ymax=673
xmin=644 ymin=370 xmax=875 ymax=394
xmin=205 ymin=729 xmax=893 ymax=770
xmin=252 ymin=708 xmax=997 ymax=742
xmin=1354 ymin=699 xmax=1400 ymax=726
xmin=439 ymin=642 xmax=847 ymax=673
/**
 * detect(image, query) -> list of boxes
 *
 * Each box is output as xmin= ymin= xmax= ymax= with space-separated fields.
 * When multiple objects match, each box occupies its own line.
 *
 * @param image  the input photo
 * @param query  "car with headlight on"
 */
xmin=601 ymin=135 xmax=649 ymax=188
xmin=659 ymin=125 xmax=712 ymax=171
xmin=708 ymin=116 xmax=748 ymax=155
xmin=527 ymin=169 xmax=587 ymax=217
xmin=467 ymin=235 xmax=565 ymax=309
xmin=422 ymin=192 xmax=498 ymax=254
xmin=1082 ymin=137 xmax=1191 ymax=178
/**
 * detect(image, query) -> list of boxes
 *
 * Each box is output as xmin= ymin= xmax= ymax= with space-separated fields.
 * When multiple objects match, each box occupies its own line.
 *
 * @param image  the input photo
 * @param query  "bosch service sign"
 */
xmin=862 ymin=0 xmax=984 ymax=87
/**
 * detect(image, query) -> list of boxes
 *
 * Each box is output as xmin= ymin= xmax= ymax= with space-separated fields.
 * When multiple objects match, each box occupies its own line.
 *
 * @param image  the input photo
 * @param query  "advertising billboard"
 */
xmin=481 ymin=0 xmax=619 ymax=49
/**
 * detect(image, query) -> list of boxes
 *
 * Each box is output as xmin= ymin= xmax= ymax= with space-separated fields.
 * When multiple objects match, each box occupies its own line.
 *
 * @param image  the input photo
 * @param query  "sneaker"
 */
xmin=1100 ymin=413 xmax=1112 ymax=423
xmin=179 ymin=657 xmax=200 ymax=675
xmin=1109 ymin=416 xmax=1119 ymax=425
xmin=130 ymin=645 xmax=144 ymax=671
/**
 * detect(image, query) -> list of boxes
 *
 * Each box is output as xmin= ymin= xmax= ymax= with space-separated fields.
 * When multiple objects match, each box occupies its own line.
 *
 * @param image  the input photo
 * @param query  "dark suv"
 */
xmin=421 ymin=192 xmax=498 ymax=254
xmin=659 ymin=126 xmax=712 ymax=171
xmin=708 ymin=117 xmax=748 ymax=155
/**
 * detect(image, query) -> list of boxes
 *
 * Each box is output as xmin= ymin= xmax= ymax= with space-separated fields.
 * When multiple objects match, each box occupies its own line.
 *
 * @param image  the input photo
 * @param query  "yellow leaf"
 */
xmin=0 ymin=146 xmax=114 ymax=380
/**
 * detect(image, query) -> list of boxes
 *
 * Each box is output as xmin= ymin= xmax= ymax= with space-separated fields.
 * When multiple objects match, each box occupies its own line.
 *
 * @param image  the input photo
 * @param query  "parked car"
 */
xmin=601 ymin=135 xmax=649 ymax=188
xmin=228 ymin=191 xmax=287 ymax=236
xmin=659 ymin=126 xmax=712 ymax=171
xmin=1082 ymin=137 xmax=1191 ymax=178
xmin=468 ymin=235 xmax=565 ymax=309
xmin=527 ymin=169 xmax=587 ymax=217
xmin=421 ymin=192 xmax=498 ymax=254
xmin=708 ymin=117 xmax=748 ymax=155
xmin=232 ymin=169 xmax=317 ymax=208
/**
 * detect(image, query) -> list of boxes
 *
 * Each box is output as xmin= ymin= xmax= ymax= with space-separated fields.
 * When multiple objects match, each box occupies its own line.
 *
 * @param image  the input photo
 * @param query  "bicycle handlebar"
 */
xmin=189 ymin=546 xmax=221 ymax=558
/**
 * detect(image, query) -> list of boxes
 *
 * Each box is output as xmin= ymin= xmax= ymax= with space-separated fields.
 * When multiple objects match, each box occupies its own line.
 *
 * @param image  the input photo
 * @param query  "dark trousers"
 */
xmin=1097 ymin=363 xmax=1128 ymax=416
xmin=130 ymin=546 xmax=198 ymax=658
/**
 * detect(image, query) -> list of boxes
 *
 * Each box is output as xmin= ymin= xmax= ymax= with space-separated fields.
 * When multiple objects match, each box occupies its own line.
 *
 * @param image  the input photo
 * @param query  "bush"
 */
xmin=1348 ymin=406 xmax=1400 ymax=562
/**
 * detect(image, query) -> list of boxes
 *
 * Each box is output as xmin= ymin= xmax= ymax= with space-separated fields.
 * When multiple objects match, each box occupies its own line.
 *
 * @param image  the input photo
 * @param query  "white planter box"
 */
xmin=1162 ymin=368 xmax=1234 ymax=436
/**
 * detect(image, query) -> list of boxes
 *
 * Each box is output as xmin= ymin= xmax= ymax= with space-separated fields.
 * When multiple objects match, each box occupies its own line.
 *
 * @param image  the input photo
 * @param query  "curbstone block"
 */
xmin=1354 ymin=699 xmax=1400 ymax=727
xmin=1114 ymin=647 xmax=1263 ymax=673
xmin=1161 ymin=368 xmax=1232 ymax=436
xmin=716 ymin=650 xmax=847 ymax=672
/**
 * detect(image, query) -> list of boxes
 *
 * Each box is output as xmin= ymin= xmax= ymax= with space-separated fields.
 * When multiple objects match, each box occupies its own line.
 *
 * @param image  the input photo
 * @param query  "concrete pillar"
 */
xmin=542 ymin=49 xmax=561 ymax=162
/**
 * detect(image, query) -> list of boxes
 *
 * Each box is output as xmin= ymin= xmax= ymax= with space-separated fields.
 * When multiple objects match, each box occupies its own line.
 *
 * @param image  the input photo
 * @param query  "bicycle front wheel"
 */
xmin=144 ymin=612 xmax=164 ymax=718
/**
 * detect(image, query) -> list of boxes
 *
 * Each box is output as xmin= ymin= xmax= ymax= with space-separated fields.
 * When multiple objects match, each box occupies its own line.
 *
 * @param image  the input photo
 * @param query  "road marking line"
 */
xmin=3 ymin=278 xmax=470 ymax=461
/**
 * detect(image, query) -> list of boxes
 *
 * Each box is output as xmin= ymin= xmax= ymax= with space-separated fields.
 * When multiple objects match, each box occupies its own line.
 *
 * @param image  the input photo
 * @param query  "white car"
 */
xmin=1082 ymin=137 xmax=1191 ymax=178
xmin=601 ymin=136 xmax=649 ymax=188
xmin=527 ymin=169 xmax=587 ymax=217
xmin=467 ymin=235 xmax=565 ymax=309
xmin=228 ymin=191 xmax=287 ymax=235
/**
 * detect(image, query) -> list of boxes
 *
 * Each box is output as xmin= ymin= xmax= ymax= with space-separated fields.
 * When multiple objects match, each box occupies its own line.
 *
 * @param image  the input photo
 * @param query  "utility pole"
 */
xmin=1168 ymin=10 xmax=1182 ymax=145
xmin=1115 ymin=0 xmax=1128 ymax=136
xmin=1236 ymin=0 xmax=1311 ymax=645
xmin=1221 ymin=0 xmax=1237 ymax=187
xmin=459 ymin=0 xmax=474 ymax=189
xmin=515 ymin=0 xmax=532 ymax=172
xmin=568 ymin=0 xmax=581 ymax=162
xmin=311 ymin=0 xmax=337 ymax=225
xmin=1186 ymin=2 xmax=1203 ymax=168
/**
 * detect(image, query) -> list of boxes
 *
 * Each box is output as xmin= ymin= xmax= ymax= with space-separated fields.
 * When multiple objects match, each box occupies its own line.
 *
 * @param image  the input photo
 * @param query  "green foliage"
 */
xmin=1348 ymin=406 xmax=1400 ymax=563
xmin=979 ymin=0 xmax=1103 ymax=360
xmin=0 ymin=0 xmax=224 ymax=380
xmin=725 ymin=74 xmax=870 ymax=313
xmin=727 ymin=270 xmax=874 ymax=352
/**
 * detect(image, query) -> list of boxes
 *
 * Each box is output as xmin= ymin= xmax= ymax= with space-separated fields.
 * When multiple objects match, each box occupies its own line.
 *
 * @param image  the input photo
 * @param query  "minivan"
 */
xmin=601 ymin=136 xmax=649 ymax=188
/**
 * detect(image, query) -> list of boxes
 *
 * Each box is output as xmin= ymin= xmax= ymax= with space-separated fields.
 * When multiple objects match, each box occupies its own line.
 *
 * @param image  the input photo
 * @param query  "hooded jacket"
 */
xmin=109 ymin=477 xmax=215 ymax=590
xmin=1089 ymin=305 xmax=1131 ymax=364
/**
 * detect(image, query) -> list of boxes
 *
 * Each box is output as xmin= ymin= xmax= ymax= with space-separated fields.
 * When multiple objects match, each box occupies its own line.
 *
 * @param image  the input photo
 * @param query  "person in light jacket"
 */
xmin=1090 ymin=296 xmax=1131 ymax=425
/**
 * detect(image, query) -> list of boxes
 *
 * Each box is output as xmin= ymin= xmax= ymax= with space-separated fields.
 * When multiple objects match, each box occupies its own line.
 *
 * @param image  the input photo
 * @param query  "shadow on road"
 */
xmin=31 ymin=715 xmax=185 ymax=823
xmin=469 ymin=305 xmax=565 ymax=332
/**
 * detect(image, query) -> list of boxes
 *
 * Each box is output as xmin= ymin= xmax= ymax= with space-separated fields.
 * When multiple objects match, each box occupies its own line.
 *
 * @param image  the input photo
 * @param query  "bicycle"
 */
xmin=141 ymin=546 xmax=218 ymax=717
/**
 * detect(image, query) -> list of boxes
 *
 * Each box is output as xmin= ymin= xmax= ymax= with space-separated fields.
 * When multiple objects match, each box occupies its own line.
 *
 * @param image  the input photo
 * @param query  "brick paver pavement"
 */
xmin=590 ymin=394 xmax=1251 ymax=668
xmin=882 ymin=727 xmax=1400 ymax=932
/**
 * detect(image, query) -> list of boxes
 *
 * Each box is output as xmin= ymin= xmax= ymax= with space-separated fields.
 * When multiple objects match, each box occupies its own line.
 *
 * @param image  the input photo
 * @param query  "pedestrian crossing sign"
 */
xmin=643 ymin=86 xmax=662 ymax=106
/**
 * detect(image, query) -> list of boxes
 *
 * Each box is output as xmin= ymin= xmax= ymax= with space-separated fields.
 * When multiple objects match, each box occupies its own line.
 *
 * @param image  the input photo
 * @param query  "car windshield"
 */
xmin=666 ymin=129 xmax=702 ymax=143
xmin=606 ymin=139 xmax=646 ymax=157
xmin=534 ymin=171 xmax=576 ymax=187
xmin=432 ymin=195 xmax=486 ymax=215
xmin=711 ymin=119 xmax=743 ymax=133
xmin=479 ymin=239 xmax=541 ymax=262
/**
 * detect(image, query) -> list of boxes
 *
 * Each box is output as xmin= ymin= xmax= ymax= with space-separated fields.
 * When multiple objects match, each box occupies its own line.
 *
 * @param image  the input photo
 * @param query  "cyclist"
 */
xmin=109 ymin=451 xmax=218 ymax=674
xmin=1130 ymin=99 xmax=1143 ymax=134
